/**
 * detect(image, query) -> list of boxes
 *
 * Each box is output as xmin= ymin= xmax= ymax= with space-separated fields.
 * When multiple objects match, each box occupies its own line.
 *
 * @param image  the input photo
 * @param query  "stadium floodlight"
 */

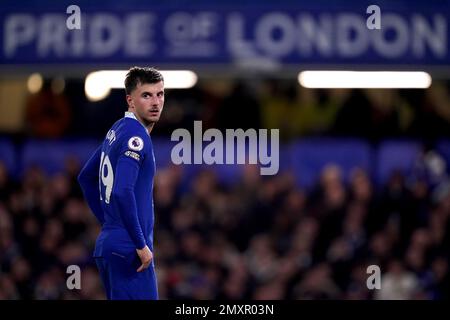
xmin=298 ymin=71 xmax=432 ymax=89
xmin=27 ymin=73 xmax=43 ymax=94
xmin=84 ymin=70 xmax=198 ymax=102
xmin=84 ymin=71 xmax=111 ymax=102
xmin=51 ymin=77 xmax=65 ymax=94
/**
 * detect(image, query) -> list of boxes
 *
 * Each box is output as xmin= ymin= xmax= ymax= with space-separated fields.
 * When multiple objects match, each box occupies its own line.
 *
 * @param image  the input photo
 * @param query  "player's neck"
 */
xmin=128 ymin=110 xmax=154 ymax=135
xmin=147 ymin=123 xmax=154 ymax=134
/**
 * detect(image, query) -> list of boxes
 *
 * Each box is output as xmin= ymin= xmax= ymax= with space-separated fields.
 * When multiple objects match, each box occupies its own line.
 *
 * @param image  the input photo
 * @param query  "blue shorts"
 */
xmin=95 ymin=253 xmax=158 ymax=300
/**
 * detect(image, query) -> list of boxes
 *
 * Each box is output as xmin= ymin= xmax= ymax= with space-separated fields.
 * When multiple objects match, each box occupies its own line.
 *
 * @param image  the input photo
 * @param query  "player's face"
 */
xmin=127 ymin=81 xmax=165 ymax=126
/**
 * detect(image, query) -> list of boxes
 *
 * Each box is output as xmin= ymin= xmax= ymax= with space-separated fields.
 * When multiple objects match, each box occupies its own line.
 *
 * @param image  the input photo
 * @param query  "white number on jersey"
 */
xmin=99 ymin=152 xmax=114 ymax=204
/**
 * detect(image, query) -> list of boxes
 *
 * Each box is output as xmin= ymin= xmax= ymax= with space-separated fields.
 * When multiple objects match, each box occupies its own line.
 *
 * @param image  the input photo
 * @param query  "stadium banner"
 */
xmin=1 ymin=3 xmax=449 ymax=67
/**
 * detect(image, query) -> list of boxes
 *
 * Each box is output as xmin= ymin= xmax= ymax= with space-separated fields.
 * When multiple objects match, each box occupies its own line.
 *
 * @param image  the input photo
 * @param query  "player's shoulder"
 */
xmin=122 ymin=118 xmax=149 ymax=139
xmin=121 ymin=118 xmax=150 ymax=152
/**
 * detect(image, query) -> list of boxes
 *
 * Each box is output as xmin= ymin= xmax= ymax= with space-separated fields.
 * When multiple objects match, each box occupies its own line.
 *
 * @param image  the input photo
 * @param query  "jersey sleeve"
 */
xmin=78 ymin=145 xmax=105 ymax=225
xmin=112 ymin=133 xmax=148 ymax=249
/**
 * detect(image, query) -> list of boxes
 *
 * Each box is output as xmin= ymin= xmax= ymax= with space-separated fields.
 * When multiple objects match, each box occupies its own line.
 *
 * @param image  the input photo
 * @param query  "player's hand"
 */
xmin=136 ymin=245 xmax=153 ymax=272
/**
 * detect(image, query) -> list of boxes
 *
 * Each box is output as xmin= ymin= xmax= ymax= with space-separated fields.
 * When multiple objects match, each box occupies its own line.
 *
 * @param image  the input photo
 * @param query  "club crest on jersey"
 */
xmin=128 ymin=136 xmax=144 ymax=151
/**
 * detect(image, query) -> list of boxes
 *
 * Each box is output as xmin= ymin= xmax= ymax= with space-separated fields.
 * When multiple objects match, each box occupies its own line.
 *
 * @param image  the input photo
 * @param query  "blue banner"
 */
xmin=1 ymin=3 xmax=449 ymax=67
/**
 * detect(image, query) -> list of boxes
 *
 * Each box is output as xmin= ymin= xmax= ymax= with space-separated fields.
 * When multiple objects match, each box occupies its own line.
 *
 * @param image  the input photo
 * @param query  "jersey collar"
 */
xmin=124 ymin=111 xmax=149 ymax=135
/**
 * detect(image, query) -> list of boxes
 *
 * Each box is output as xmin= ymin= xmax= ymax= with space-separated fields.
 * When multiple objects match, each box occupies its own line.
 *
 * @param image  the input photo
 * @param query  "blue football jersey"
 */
xmin=93 ymin=112 xmax=156 ymax=258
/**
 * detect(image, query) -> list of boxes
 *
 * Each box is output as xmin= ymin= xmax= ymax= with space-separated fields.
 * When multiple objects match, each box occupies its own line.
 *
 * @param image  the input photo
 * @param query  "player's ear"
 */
xmin=126 ymin=94 xmax=134 ymax=109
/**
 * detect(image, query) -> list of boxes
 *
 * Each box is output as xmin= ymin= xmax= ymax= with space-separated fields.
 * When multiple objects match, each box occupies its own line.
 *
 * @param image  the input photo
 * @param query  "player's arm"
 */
xmin=113 ymin=138 xmax=152 ymax=271
xmin=78 ymin=145 xmax=105 ymax=225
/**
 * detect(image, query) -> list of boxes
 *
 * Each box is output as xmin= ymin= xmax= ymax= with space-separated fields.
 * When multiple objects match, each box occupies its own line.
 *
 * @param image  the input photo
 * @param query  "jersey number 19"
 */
xmin=99 ymin=152 xmax=114 ymax=204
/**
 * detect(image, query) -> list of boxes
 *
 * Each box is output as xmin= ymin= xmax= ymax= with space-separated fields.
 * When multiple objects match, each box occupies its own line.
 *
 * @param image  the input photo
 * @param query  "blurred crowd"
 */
xmin=1 ymin=148 xmax=449 ymax=299
xmin=2 ymin=78 xmax=450 ymax=299
xmin=22 ymin=79 xmax=450 ymax=144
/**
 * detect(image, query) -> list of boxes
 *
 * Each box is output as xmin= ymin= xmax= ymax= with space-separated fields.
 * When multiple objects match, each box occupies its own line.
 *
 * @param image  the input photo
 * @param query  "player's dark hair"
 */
xmin=124 ymin=67 xmax=164 ymax=95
